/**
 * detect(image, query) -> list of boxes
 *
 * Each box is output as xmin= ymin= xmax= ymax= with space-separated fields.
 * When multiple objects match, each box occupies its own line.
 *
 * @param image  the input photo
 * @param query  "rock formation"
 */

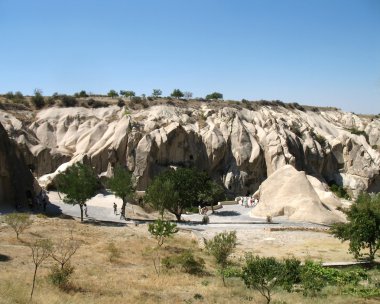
xmin=0 ymin=122 xmax=38 ymax=206
xmin=251 ymin=165 xmax=345 ymax=225
xmin=0 ymin=102 xmax=379 ymax=198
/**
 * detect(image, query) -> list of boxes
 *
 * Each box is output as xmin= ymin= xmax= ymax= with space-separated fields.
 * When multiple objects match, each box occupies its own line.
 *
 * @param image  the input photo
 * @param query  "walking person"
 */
xmin=84 ymin=203 xmax=88 ymax=217
xmin=113 ymin=202 xmax=117 ymax=215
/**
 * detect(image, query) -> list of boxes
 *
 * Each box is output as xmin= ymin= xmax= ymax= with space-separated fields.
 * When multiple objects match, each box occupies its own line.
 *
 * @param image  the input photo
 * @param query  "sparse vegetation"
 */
xmin=348 ymin=127 xmax=369 ymax=143
xmin=120 ymin=90 xmax=135 ymax=98
xmin=329 ymin=182 xmax=350 ymax=200
xmin=162 ymin=250 xmax=205 ymax=275
xmin=106 ymin=242 xmax=122 ymax=263
xmin=31 ymin=89 xmax=45 ymax=109
xmin=29 ymin=238 xmax=53 ymax=301
xmin=3 ymin=212 xmax=33 ymax=239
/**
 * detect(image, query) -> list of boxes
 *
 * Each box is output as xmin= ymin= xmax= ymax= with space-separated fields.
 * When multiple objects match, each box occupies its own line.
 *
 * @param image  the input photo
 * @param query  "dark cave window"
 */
xmin=189 ymin=154 xmax=194 ymax=160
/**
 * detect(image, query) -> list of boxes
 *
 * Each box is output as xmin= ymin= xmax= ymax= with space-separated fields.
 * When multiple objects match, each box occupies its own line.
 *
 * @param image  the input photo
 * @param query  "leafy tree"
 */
xmin=145 ymin=177 xmax=179 ymax=218
xmin=205 ymin=92 xmax=223 ymax=100
xmin=3 ymin=213 xmax=33 ymax=239
xmin=198 ymin=180 xmax=225 ymax=213
xmin=148 ymin=219 xmax=178 ymax=248
xmin=120 ymin=90 xmax=135 ymax=97
xmin=331 ymin=192 xmax=380 ymax=261
xmin=152 ymin=89 xmax=162 ymax=98
xmin=146 ymin=168 xmax=208 ymax=221
xmin=205 ymin=230 xmax=237 ymax=286
xmin=4 ymin=91 xmax=14 ymax=99
xmin=74 ymin=90 xmax=88 ymax=98
xmin=107 ymin=89 xmax=119 ymax=98
xmin=171 ymin=89 xmax=184 ymax=99
xmin=29 ymin=239 xmax=53 ymax=301
xmin=56 ymin=163 xmax=99 ymax=222
xmin=107 ymin=164 xmax=135 ymax=220
xmin=31 ymin=89 xmax=45 ymax=109
xmin=242 ymin=255 xmax=284 ymax=304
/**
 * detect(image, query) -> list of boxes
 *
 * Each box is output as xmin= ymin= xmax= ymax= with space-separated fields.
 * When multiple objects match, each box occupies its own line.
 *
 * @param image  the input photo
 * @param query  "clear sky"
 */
xmin=0 ymin=0 xmax=379 ymax=114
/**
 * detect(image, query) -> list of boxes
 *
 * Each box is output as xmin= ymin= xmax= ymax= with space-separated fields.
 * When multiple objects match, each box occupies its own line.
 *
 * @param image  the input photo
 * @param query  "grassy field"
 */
xmin=0 ymin=215 xmax=379 ymax=304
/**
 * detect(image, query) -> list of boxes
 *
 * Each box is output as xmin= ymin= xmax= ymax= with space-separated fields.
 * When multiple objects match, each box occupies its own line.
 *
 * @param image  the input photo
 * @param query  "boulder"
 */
xmin=251 ymin=165 xmax=345 ymax=225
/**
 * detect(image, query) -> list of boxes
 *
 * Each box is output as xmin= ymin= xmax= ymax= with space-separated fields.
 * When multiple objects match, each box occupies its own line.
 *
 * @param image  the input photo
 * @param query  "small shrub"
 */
xmin=148 ymin=219 xmax=178 ymax=247
xmin=193 ymin=293 xmax=203 ymax=300
xmin=348 ymin=128 xmax=369 ymax=143
xmin=86 ymin=98 xmax=108 ymax=108
xmin=202 ymin=215 xmax=209 ymax=224
xmin=48 ymin=264 xmax=74 ymax=289
xmin=289 ymin=124 xmax=302 ymax=138
xmin=162 ymin=250 xmax=205 ymax=275
xmin=107 ymin=242 xmax=121 ymax=262
xmin=117 ymin=99 xmax=125 ymax=107
xmin=60 ymin=95 xmax=77 ymax=107
xmin=329 ymin=183 xmax=350 ymax=200
xmin=31 ymin=89 xmax=45 ymax=109
xmin=220 ymin=266 xmax=241 ymax=278
xmin=266 ymin=215 xmax=273 ymax=223
xmin=205 ymin=231 xmax=237 ymax=286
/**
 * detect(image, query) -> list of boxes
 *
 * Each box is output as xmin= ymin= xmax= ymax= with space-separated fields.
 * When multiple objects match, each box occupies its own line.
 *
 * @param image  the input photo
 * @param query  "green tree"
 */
xmin=145 ymin=177 xmax=179 ymax=218
xmin=3 ymin=213 xmax=33 ymax=239
xmin=331 ymin=192 xmax=380 ymax=261
xmin=242 ymin=255 xmax=284 ymax=304
xmin=171 ymin=89 xmax=184 ymax=99
xmin=107 ymin=89 xmax=119 ymax=98
xmin=205 ymin=231 xmax=237 ymax=286
xmin=198 ymin=180 xmax=225 ymax=213
xmin=107 ymin=164 xmax=135 ymax=220
xmin=148 ymin=219 xmax=178 ymax=248
xmin=31 ymin=89 xmax=45 ymax=109
xmin=152 ymin=89 xmax=162 ymax=98
xmin=74 ymin=90 xmax=88 ymax=98
xmin=120 ymin=90 xmax=135 ymax=97
xmin=146 ymin=168 xmax=208 ymax=221
xmin=205 ymin=92 xmax=223 ymax=100
xmin=56 ymin=163 xmax=99 ymax=222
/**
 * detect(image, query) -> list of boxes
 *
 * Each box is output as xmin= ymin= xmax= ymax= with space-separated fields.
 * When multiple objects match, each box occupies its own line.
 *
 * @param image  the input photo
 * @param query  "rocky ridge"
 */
xmin=0 ymin=102 xmax=379 ymax=199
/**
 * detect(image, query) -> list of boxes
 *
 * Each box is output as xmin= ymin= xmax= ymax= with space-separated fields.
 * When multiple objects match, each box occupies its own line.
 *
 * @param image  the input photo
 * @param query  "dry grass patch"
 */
xmin=1 ymin=216 xmax=379 ymax=304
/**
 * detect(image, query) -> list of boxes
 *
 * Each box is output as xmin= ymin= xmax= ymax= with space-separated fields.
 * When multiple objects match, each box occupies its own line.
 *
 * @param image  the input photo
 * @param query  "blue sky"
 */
xmin=0 ymin=0 xmax=379 ymax=114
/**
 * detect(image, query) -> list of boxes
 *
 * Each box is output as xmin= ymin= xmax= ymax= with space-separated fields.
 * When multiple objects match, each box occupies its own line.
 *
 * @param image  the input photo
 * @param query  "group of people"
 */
xmin=236 ymin=196 xmax=259 ymax=208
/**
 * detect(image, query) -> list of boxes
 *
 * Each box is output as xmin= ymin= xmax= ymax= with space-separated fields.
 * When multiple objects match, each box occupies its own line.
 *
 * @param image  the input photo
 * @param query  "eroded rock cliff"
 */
xmin=0 ymin=102 xmax=379 ymax=197
xmin=0 ymin=122 xmax=37 ymax=206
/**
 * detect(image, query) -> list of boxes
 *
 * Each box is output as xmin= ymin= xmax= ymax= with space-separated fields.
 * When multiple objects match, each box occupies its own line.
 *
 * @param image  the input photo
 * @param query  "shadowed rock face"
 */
xmin=0 ymin=122 xmax=36 ymax=206
xmin=0 ymin=104 xmax=379 ymax=197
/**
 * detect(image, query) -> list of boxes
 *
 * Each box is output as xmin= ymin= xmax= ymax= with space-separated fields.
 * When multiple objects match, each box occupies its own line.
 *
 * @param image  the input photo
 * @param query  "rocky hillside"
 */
xmin=0 ymin=121 xmax=38 ymax=206
xmin=0 ymin=100 xmax=379 ymax=197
